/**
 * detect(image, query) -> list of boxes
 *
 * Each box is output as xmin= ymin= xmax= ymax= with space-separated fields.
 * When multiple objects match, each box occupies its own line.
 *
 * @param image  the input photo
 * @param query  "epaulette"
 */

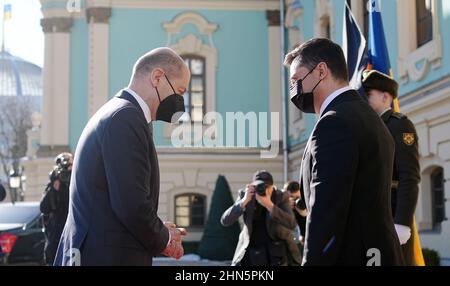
xmin=391 ymin=112 xmax=406 ymax=120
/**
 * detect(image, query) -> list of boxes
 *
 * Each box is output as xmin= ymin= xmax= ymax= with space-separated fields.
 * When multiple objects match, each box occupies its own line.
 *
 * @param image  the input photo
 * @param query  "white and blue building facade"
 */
xmin=25 ymin=0 xmax=449 ymax=261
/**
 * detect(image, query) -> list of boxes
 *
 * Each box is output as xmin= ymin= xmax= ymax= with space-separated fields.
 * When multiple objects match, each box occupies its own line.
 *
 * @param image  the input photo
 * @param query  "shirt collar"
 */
xmin=319 ymin=86 xmax=352 ymax=117
xmin=124 ymin=87 xmax=152 ymax=124
xmin=379 ymin=108 xmax=391 ymax=117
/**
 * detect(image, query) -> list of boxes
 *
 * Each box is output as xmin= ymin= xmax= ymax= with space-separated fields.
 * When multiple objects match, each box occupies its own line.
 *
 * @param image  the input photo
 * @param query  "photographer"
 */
xmin=40 ymin=152 xmax=73 ymax=265
xmin=221 ymin=170 xmax=296 ymax=266
xmin=284 ymin=181 xmax=307 ymax=245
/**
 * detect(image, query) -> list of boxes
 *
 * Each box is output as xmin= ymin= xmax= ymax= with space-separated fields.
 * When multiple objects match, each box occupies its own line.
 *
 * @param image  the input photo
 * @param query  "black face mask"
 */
xmin=290 ymin=65 xmax=322 ymax=114
xmin=155 ymin=74 xmax=185 ymax=123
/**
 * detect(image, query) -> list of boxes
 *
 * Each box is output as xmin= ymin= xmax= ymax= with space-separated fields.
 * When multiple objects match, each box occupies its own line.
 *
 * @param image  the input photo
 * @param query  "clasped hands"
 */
xmin=162 ymin=222 xmax=187 ymax=260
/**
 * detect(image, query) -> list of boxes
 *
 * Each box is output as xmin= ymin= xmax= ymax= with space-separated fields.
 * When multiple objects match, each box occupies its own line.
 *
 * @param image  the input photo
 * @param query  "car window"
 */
xmin=0 ymin=204 xmax=40 ymax=224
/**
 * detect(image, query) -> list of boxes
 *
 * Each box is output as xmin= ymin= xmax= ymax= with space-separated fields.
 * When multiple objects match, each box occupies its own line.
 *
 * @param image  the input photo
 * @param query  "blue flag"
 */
xmin=3 ymin=4 xmax=12 ymax=21
xmin=367 ymin=0 xmax=391 ymax=75
xmin=342 ymin=2 xmax=368 ymax=99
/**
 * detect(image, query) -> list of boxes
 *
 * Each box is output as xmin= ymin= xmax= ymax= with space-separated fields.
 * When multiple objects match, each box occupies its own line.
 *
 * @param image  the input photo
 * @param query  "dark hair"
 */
xmin=284 ymin=181 xmax=300 ymax=193
xmin=284 ymin=38 xmax=348 ymax=83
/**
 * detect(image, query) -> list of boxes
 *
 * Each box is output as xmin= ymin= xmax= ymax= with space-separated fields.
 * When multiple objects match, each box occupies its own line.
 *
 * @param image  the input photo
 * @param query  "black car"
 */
xmin=0 ymin=202 xmax=45 ymax=265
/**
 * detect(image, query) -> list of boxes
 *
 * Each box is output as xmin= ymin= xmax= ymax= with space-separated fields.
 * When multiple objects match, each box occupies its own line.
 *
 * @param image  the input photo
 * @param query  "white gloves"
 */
xmin=395 ymin=224 xmax=411 ymax=245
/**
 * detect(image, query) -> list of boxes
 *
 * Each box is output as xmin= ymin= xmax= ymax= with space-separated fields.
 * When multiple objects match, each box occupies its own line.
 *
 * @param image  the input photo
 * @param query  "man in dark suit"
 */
xmin=284 ymin=38 xmax=404 ymax=266
xmin=362 ymin=70 xmax=421 ymax=265
xmin=221 ymin=171 xmax=297 ymax=266
xmin=53 ymin=48 xmax=190 ymax=266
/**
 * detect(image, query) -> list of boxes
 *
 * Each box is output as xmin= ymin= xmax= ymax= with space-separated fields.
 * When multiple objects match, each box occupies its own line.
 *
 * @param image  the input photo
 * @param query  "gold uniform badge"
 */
xmin=403 ymin=133 xmax=415 ymax=146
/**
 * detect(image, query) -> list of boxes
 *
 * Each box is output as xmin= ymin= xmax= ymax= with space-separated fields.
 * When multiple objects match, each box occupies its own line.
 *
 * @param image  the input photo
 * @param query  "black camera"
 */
xmin=295 ymin=198 xmax=306 ymax=210
xmin=254 ymin=181 xmax=267 ymax=196
xmin=49 ymin=154 xmax=72 ymax=184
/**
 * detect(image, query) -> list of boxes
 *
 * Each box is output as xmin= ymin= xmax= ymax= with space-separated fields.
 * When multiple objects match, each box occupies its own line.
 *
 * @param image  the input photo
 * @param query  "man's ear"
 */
xmin=317 ymin=62 xmax=328 ymax=79
xmin=150 ymin=68 xmax=164 ymax=87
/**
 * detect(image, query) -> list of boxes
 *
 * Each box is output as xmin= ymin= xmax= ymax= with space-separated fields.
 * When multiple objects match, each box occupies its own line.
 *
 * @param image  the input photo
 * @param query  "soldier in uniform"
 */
xmin=362 ymin=70 xmax=421 ymax=266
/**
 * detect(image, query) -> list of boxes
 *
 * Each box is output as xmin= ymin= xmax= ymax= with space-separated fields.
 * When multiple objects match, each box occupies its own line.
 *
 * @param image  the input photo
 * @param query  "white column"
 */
xmin=350 ymin=0 xmax=364 ymax=28
xmin=87 ymin=7 xmax=111 ymax=118
xmin=39 ymin=17 xmax=73 ymax=149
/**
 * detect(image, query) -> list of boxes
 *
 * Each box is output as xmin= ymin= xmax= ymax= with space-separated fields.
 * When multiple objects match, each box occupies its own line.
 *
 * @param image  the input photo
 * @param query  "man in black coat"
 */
xmin=221 ymin=171 xmax=297 ymax=266
xmin=363 ymin=70 xmax=421 ymax=265
xmin=40 ymin=153 xmax=72 ymax=265
xmin=53 ymin=48 xmax=189 ymax=266
xmin=284 ymin=38 xmax=404 ymax=266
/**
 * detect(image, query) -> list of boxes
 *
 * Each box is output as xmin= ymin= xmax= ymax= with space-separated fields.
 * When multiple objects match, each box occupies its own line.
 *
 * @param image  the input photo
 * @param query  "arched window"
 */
xmin=416 ymin=0 xmax=433 ymax=47
xmin=181 ymin=55 xmax=206 ymax=123
xmin=431 ymin=167 xmax=446 ymax=229
xmin=175 ymin=193 xmax=206 ymax=228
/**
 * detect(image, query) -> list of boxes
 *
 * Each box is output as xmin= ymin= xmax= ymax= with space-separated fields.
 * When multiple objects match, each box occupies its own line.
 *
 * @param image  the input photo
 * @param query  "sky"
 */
xmin=1 ymin=0 xmax=44 ymax=67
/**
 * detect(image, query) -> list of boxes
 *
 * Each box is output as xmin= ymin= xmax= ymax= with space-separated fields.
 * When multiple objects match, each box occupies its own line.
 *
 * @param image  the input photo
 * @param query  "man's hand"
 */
xmin=240 ymin=185 xmax=255 ymax=209
xmin=164 ymin=222 xmax=187 ymax=242
xmin=255 ymin=193 xmax=274 ymax=212
xmin=288 ymin=196 xmax=296 ymax=209
xmin=162 ymin=239 xmax=184 ymax=259
xmin=162 ymin=222 xmax=187 ymax=260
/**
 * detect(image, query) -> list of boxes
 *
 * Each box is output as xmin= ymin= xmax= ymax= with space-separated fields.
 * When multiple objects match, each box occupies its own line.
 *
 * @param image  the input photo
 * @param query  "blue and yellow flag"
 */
xmin=366 ymin=0 xmax=400 ymax=111
xmin=367 ymin=0 xmax=425 ymax=266
xmin=3 ymin=4 xmax=11 ymax=21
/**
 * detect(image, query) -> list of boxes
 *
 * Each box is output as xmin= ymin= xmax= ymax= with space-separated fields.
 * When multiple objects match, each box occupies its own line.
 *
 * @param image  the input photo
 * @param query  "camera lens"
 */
xmin=255 ymin=182 xmax=266 ymax=196
xmin=295 ymin=198 xmax=306 ymax=210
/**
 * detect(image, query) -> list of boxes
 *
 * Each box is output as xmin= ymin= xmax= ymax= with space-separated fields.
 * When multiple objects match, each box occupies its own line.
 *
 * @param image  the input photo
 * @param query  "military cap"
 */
xmin=362 ymin=70 xmax=398 ymax=99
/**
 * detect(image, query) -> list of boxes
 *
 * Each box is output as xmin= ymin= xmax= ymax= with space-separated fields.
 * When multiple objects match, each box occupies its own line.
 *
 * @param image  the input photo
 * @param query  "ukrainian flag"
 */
xmin=367 ymin=0 xmax=425 ymax=266
xmin=366 ymin=0 xmax=400 ymax=111
xmin=3 ymin=4 xmax=11 ymax=21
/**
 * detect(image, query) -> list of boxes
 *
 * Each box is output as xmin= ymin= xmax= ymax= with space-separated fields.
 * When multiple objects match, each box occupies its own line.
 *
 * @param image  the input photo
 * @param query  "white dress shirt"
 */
xmin=124 ymin=87 xmax=152 ymax=124
xmin=319 ymin=86 xmax=352 ymax=117
xmin=395 ymin=224 xmax=411 ymax=245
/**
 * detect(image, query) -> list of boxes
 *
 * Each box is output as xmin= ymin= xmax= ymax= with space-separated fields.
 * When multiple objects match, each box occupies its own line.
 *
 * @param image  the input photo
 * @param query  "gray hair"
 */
xmin=132 ymin=47 xmax=186 ymax=79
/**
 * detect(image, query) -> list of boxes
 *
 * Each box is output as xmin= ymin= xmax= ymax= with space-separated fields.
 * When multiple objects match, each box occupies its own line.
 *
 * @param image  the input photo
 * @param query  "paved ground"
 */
xmin=153 ymin=255 xmax=230 ymax=266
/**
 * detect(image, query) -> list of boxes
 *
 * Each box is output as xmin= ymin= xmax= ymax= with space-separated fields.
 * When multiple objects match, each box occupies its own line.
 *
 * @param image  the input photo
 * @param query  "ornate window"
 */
xmin=163 ymin=12 xmax=217 ymax=117
xmin=174 ymin=193 xmax=206 ymax=228
xmin=416 ymin=0 xmax=433 ymax=47
xmin=181 ymin=56 xmax=206 ymax=123
xmin=397 ymin=0 xmax=441 ymax=83
xmin=431 ymin=167 xmax=446 ymax=230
